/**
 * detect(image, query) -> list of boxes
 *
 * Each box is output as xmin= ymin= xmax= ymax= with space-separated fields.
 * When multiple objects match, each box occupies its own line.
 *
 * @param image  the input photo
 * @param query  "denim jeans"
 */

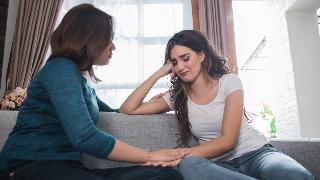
xmin=178 ymin=144 xmax=315 ymax=180
xmin=2 ymin=160 xmax=183 ymax=180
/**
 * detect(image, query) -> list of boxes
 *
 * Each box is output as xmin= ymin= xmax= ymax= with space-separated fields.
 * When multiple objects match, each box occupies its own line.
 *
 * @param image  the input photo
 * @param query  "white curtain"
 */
xmin=56 ymin=0 xmax=193 ymax=107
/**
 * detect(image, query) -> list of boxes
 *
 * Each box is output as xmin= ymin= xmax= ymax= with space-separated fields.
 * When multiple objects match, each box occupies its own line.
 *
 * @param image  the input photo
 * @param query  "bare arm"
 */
xmin=107 ymin=139 xmax=190 ymax=164
xmin=188 ymin=90 xmax=244 ymax=159
xmin=119 ymin=63 xmax=173 ymax=115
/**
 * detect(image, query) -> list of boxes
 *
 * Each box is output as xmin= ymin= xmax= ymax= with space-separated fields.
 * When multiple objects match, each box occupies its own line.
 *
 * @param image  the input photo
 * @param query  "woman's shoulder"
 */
xmin=37 ymin=57 xmax=82 ymax=81
xmin=220 ymin=73 xmax=242 ymax=84
xmin=40 ymin=57 xmax=80 ymax=75
xmin=219 ymin=73 xmax=243 ymax=96
xmin=44 ymin=57 xmax=78 ymax=70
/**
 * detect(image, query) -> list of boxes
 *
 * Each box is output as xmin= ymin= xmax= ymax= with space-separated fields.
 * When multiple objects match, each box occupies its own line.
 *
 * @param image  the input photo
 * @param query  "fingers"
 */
xmin=151 ymin=148 xmax=190 ymax=162
xmin=145 ymin=148 xmax=191 ymax=167
xmin=148 ymin=148 xmax=191 ymax=164
xmin=161 ymin=159 xmax=181 ymax=167
xmin=156 ymin=60 xmax=174 ymax=78
xmin=165 ymin=60 xmax=172 ymax=65
xmin=171 ymin=70 xmax=176 ymax=79
xmin=143 ymin=161 xmax=163 ymax=167
xmin=144 ymin=159 xmax=182 ymax=168
xmin=167 ymin=148 xmax=190 ymax=159
xmin=171 ymin=148 xmax=191 ymax=157
xmin=163 ymin=61 xmax=172 ymax=70
xmin=164 ymin=61 xmax=175 ymax=79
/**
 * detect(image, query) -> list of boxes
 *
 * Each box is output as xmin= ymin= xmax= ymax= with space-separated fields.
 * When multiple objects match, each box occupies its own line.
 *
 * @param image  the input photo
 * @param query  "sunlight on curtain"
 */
xmin=57 ymin=0 xmax=192 ymax=108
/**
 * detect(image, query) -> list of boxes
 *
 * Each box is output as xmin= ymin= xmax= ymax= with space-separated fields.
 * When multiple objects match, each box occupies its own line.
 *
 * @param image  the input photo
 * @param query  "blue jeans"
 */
xmin=178 ymin=144 xmax=315 ymax=180
xmin=1 ymin=160 xmax=183 ymax=180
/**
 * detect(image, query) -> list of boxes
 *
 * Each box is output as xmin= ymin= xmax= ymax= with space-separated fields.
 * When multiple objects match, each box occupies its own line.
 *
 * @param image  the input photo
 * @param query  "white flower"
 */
xmin=16 ymin=87 xmax=23 ymax=91
xmin=8 ymin=101 xmax=16 ymax=109
xmin=15 ymin=87 xmax=25 ymax=96
xmin=10 ymin=94 xmax=16 ymax=101
xmin=1 ymin=87 xmax=27 ymax=110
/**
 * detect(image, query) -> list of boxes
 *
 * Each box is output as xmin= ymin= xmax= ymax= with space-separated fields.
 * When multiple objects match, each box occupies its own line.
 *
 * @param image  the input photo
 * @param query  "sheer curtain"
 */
xmin=57 ymin=0 xmax=193 ymax=107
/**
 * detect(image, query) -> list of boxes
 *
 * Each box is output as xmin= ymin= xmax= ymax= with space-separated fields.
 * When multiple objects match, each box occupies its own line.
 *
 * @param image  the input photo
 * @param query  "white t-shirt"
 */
xmin=162 ymin=73 xmax=269 ymax=161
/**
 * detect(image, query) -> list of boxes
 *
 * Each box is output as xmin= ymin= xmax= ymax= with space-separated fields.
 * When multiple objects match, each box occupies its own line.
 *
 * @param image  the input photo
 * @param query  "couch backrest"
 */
xmin=0 ymin=111 xmax=319 ymax=179
xmin=0 ymin=111 xmax=17 ymax=149
xmin=0 ymin=111 xmax=193 ymax=168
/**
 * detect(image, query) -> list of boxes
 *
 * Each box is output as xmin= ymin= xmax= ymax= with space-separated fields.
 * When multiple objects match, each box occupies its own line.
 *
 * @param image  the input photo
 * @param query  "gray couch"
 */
xmin=1 ymin=111 xmax=319 ymax=179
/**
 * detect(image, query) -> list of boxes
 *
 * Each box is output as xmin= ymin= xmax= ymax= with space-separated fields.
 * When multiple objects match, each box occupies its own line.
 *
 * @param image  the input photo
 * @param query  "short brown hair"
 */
xmin=50 ymin=3 xmax=114 ymax=81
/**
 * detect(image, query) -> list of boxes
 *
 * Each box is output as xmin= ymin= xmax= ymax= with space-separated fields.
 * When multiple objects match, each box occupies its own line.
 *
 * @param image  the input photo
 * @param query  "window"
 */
xmin=317 ymin=8 xmax=320 ymax=35
xmin=232 ymin=1 xmax=300 ymax=138
xmin=57 ymin=0 xmax=192 ymax=107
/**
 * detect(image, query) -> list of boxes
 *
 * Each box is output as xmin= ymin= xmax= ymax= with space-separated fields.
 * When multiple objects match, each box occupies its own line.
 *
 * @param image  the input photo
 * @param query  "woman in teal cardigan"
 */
xmin=0 ymin=4 xmax=188 ymax=180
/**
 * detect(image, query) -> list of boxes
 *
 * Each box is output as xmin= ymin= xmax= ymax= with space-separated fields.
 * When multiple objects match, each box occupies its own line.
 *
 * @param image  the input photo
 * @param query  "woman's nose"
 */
xmin=176 ymin=62 xmax=185 ymax=72
xmin=111 ymin=42 xmax=116 ymax=50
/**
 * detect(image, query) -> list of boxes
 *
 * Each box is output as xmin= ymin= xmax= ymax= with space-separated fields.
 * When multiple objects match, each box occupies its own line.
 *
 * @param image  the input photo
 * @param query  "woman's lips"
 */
xmin=180 ymin=71 xmax=189 ymax=76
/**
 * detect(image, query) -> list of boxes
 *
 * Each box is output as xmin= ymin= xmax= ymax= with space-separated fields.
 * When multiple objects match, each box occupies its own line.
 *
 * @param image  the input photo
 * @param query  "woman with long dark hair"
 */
xmin=0 ymin=4 xmax=187 ymax=180
xmin=120 ymin=30 xmax=314 ymax=180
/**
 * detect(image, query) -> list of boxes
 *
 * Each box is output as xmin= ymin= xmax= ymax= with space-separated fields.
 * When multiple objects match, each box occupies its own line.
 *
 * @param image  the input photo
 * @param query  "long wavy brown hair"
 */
xmin=164 ymin=30 xmax=230 ymax=146
xmin=49 ymin=4 xmax=114 ymax=82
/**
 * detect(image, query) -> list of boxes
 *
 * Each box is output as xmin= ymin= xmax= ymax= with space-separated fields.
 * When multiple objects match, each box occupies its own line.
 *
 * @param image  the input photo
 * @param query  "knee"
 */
xmin=177 ymin=156 xmax=210 ymax=180
xmin=178 ymin=156 xmax=209 ymax=173
xmin=262 ymin=166 xmax=315 ymax=180
xmin=180 ymin=156 xmax=208 ymax=165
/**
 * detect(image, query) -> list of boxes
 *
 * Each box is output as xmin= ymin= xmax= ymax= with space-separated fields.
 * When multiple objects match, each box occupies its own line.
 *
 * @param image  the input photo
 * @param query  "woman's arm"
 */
xmin=188 ymin=90 xmax=244 ymax=159
xmin=108 ymin=139 xmax=190 ymax=164
xmin=43 ymin=59 xmax=188 ymax=165
xmin=119 ymin=63 xmax=173 ymax=115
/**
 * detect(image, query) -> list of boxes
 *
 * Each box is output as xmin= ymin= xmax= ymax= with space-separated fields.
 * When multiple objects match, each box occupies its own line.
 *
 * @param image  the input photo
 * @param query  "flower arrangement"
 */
xmin=1 ymin=87 xmax=27 ymax=111
xmin=260 ymin=102 xmax=277 ymax=138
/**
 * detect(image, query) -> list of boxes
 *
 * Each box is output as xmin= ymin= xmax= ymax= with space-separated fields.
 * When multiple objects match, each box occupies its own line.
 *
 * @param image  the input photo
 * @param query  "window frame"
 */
xmin=92 ymin=0 xmax=192 ymax=90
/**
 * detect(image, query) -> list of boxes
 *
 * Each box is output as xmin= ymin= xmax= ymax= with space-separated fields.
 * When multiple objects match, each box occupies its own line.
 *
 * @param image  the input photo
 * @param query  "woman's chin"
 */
xmin=98 ymin=60 xmax=110 ymax=66
xmin=180 ymin=77 xmax=192 ymax=82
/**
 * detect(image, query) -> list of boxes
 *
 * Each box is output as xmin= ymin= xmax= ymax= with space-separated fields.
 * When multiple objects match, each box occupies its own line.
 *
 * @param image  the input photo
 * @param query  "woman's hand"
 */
xmin=144 ymin=159 xmax=182 ymax=168
xmin=148 ymin=148 xmax=190 ymax=162
xmin=156 ymin=61 xmax=174 ymax=78
xmin=144 ymin=148 xmax=190 ymax=167
xmin=119 ymin=61 xmax=173 ymax=115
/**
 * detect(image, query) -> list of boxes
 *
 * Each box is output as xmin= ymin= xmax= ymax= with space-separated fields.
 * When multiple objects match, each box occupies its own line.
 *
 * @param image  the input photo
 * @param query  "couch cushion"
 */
xmin=82 ymin=112 xmax=185 ymax=168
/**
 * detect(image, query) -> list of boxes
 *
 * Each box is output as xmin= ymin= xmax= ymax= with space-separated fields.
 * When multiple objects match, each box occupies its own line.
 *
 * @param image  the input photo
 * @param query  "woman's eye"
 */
xmin=183 ymin=57 xmax=190 ymax=62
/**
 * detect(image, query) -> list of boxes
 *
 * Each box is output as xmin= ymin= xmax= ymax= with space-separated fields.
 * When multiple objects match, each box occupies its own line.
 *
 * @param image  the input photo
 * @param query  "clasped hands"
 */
xmin=144 ymin=148 xmax=191 ymax=167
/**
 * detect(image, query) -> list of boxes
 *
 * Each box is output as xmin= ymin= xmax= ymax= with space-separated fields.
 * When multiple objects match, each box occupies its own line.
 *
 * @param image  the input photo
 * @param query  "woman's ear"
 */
xmin=199 ymin=51 xmax=205 ymax=62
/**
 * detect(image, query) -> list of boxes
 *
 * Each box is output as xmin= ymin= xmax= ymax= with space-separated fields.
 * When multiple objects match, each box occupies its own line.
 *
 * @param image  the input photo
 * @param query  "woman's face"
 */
xmin=95 ymin=41 xmax=116 ymax=65
xmin=169 ymin=45 xmax=205 ymax=82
